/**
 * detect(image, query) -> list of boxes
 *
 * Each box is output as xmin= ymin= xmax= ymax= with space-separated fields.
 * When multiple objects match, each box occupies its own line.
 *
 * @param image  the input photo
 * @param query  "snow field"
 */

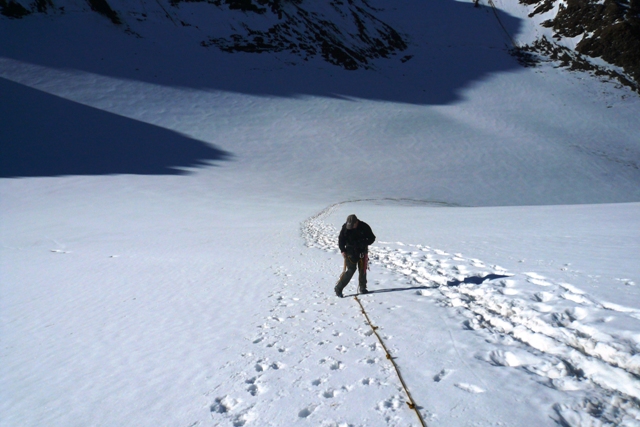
xmin=2 ymin=0 xmax=640 ymax=426
xmin=206 ymin=275 xmax=421 ymax=426
xmin=303 ymin=201 xmax=640 ymax=426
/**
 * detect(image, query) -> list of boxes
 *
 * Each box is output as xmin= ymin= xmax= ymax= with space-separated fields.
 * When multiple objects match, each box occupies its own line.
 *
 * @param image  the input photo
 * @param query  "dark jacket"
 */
xmin=338 ymin=221 xmax=376 ymax=258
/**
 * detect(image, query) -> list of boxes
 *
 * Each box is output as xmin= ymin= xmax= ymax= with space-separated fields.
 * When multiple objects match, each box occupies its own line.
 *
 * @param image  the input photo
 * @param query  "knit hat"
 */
xmin=346 ymin=214 xmax=358 ymax=229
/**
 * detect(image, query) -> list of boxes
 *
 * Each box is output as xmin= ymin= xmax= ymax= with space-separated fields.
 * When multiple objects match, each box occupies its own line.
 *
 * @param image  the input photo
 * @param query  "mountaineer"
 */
xmin=334 ymin=214 xmax=376 ymax=298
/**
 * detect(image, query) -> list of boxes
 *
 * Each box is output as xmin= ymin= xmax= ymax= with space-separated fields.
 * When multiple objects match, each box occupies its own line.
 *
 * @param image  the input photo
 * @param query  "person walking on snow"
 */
xmin=335 ymin=214 xmax=376 ymax=298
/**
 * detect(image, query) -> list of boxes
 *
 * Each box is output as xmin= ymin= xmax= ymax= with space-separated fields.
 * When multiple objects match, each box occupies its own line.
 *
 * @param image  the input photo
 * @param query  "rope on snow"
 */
xmin=354 ymin=296 xmax=428 ymax=427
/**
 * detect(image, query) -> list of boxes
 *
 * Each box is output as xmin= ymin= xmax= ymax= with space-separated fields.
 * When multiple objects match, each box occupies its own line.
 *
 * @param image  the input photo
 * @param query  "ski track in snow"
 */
xmin=302 ymin=202 xmax=640 ymax=426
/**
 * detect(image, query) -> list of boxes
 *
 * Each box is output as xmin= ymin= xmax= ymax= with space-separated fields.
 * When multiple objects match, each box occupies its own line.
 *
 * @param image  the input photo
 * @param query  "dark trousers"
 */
xmin=335 ymin=255 xmax=367 ymax=294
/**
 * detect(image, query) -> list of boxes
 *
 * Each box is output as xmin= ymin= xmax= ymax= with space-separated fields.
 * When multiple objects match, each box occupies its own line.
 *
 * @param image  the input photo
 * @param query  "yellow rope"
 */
xmin=354 ymin=296 xmax=428 ymax=427
xmin=486 ymin=0 xmax=518 ymax=48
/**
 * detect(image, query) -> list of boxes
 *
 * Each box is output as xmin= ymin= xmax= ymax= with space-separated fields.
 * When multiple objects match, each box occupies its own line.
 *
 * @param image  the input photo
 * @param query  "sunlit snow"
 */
xmin=2 ymin=1 xmax=639 ymax=426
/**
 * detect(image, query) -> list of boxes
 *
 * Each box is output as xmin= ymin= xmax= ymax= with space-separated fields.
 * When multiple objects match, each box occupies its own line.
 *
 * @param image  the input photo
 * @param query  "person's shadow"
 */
xmin=343 ymin=274 xmax=511 ymax=297
xmin=446 ymin=274 xmax=511 ymax=287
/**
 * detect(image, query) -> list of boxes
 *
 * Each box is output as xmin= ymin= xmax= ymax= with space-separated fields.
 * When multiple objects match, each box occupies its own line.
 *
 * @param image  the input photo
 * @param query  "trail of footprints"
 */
xmin=209 ymin=261 xmax=416 ymax=426
xmin=301 ymin=203 xmax=640 ymax=426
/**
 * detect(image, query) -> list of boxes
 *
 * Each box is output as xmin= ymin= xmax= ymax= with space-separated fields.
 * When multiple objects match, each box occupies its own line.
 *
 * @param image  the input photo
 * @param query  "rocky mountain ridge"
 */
xmin=0 ymin=0 xmax=407 ymax=70
xmin=516 ymin=0 xmax=639 ymax=91
xmin=1 ymin=0 xmax=638 ymax=90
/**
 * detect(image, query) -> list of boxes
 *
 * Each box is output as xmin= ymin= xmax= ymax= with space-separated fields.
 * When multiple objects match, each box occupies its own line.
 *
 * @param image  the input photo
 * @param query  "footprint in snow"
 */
xmin=270 ymin=361 xmax=284 ymax=370
xmin=559 ymin=283 xmax=585 ymax=294
xmin=210 ymin=395 xmax=240 ymax=414
xmin=550 ymin=377 xmax=588 ymax=391
xmin=561 ymin=292 xmax=590 ymax=304
xmin=524 ymin=360 xmax=568 ymax=380
xmin=363 ymin=358 xmax=378 ymax=365
xmin=525 ymin=272 xmax=554 ymax=286
xmin=320 ymin=357 xmax=344 ymax=370
xmin=489 ymin=350 xmax=522 ymax=367
xmin=246 ymin=383 xmax=261 ymax=396
xmin=454 ymin=383 xmax=485 ymax=393
xmin=433 ymin=368 xmax=454 ymax=382
xmin=533 ymin=302 xmax=554 ymax=313
xmin=500 ymin=279 xmax=517 ymax=287
xmin=376 ymin=395 xmax=403 ymax=412
xmin=533 ymin=291 xmax=554 ymax=302
xmin=529 ymin=278 xmax=553 ymax=287
xmin=565 ymin=306 xmax=589 ymax=321
xmin=254 ymin=361 xmax=267 ymax=372
xmin=298 ymin=404 xmax=318 ymax=418
xmin=330 ymin=361 xmax=344 ymax=370
xmin=321 ymin=389 xmax=338 ymax=398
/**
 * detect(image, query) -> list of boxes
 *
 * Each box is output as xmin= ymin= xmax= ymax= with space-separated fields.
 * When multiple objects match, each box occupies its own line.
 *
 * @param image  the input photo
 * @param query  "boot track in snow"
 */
xmin=302 ymin=200 xmax=640 ymax=426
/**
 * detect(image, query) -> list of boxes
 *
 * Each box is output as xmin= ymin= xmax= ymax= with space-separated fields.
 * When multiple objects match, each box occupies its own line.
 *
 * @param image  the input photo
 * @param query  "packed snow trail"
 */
xmin=302 ymin=201 xmax=640 ymax=426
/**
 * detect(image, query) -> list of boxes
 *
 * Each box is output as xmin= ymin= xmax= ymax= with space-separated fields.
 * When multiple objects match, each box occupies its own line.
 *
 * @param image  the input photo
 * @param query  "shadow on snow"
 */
xmin=342 ymin=273 xmax=512 ymax=297
xmin=446 ymin=273 xmax=512 ymax=287
xmin=0 ymin=78 xmax=231 ymax=178
xmin=0 ymin=1 xmax=523 ymax=106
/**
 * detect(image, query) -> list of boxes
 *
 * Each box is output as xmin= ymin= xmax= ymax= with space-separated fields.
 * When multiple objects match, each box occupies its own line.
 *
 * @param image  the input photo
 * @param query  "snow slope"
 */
xmin=2 ymin=0 xmax=640 ymax=426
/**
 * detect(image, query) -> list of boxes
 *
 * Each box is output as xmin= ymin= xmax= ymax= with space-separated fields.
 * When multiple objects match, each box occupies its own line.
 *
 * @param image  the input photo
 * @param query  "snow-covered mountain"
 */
xmin=1 ymin=1 xmax=640 ymax=426
xmin=1 ymin=0 xmax=408 ymax=70
xmin=2 ymin=0 xmax=638 ymax=90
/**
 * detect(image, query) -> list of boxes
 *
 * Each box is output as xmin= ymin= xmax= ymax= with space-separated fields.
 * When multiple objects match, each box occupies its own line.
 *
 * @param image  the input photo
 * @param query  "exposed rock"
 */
xmin=519 ymin=0 xmax=640 ymax=91
xmin=197 ymin=0 xmax=407 ymax=70
xmin=514 ymin=36 xmax=638 ymax=92
xmin=0 ymin=0 xmax=32 ymax=18
xmin=86 ymin=0 xmax=121 ymax=25
xmin=3 ymin=0 xmax=406 ymax=70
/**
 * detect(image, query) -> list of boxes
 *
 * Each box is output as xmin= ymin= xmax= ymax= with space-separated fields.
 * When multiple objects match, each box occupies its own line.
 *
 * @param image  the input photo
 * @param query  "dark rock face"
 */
xmin=0 ymin=0 xmax=32 ymax=18
xmin=4 ymin=0 xmax=636 ymax=85
xmin=519 ymin=0 xmax=640 ymax=91
xmin=193 ymin=0 xmax=408 ymax=70
xmin=86 ymin=0 xmax=121 ymax=24
xmin=2 ymin=0 xmax=407 ymax=70
xmin=515 ymin=36 xmax=637 ymax=90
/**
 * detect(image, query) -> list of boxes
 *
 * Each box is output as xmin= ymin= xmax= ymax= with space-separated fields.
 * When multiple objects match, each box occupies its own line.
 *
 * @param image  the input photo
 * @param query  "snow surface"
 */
xmin=2 ymin=1 xmax=640 ymax=426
